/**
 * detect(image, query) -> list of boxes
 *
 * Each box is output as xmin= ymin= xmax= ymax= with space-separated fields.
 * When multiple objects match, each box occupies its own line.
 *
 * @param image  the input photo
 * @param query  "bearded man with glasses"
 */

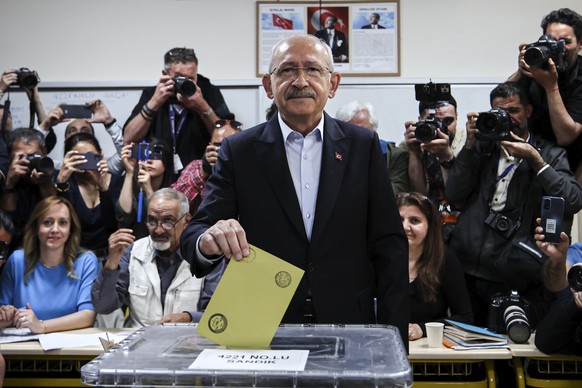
xmin=181 ymin=35 xmax=409 ymax=348
xmin=123 ymin=47 xmax=235 ymax=171
xmin=91 ymin=188 xmax=223 ymax=327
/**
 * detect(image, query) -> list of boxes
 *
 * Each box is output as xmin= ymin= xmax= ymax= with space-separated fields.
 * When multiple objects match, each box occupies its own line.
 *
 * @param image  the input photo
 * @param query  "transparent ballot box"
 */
xmin=81 ymin=323 xmax=412 ymax=387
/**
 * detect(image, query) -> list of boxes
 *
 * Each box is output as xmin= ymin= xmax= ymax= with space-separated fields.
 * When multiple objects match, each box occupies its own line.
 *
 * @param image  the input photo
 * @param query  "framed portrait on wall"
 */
xmin=256 ymin=1 xmax=400 ymax=76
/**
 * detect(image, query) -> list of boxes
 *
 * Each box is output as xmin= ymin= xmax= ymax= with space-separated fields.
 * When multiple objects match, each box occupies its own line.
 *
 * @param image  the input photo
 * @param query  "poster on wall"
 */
xmin=257 ymin=1 xmax=400 ymax=76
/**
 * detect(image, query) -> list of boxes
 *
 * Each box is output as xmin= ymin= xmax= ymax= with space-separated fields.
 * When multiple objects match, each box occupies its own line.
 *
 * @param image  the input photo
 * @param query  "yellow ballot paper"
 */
xmin=196 ymin=244 xmax=304 ymax=349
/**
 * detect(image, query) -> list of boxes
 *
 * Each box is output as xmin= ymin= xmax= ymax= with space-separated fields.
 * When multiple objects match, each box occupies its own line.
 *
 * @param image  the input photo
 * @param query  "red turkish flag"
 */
xmin=273 ymin=14 xmax=293 ymax=30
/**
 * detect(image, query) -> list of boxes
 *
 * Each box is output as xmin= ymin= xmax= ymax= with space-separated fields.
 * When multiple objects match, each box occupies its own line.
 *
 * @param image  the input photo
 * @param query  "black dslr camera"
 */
xmin=15 ymin=67 xmax=40 ymax=88
xmin=524 ymin=34 xmax=568 ymax=73
xmin=172 ymin=76 xmax=196 ymax=97
xmin=130 ymin=142 xmax=164 ymax=161
xmin=484 ymin=211 xmax=520 ymax=239
xmin=568 ymin=265 xmax=582 ymax=292
xmin=21 ymin=153 xmax=54 ymax=175
xmin=487 ymin=290 xmax=532 ymax=343
xmin=414 ymin=82 xmax=451 ymax=143
xmin=476 ymin=108 xmax=513 ymax=141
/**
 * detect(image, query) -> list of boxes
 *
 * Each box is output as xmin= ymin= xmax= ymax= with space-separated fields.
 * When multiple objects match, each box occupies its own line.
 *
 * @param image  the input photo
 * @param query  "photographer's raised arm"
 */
xmin=404 ymin=121 xmax=429 ymax=195
xmin=176 ymin=83 xmax=219 ymax=136
xmin=123 ymin=75 xmax=174 ymax=144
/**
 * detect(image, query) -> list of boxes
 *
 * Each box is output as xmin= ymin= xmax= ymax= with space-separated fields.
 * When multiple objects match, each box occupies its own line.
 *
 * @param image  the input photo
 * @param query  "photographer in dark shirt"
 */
xmin=124 ymin=47 xmax=234 ymax=171
xmin=507 ymin=8 xmax=582 ymax=182
xmin=533 ymin=223 xmax=582 ymax=356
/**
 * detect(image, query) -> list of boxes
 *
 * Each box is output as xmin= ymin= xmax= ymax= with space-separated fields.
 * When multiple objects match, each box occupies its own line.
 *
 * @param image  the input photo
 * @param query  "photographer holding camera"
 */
xmin=123 ymin=47 xmax=234 ymax=171
xmin=404 ymin=91 xmax=466 ymax=200
xmin=0 ymin=69 xmax=55 ymax=152
xmin=0 ymin=128 xmax=56 ymax=249
xmin=507 ymin=8 xmax=582 ymax=183
xmin=445 ymin=82 xmax=582 ymax=327
xmin=533 ymin=222 xmax=582 ymax=356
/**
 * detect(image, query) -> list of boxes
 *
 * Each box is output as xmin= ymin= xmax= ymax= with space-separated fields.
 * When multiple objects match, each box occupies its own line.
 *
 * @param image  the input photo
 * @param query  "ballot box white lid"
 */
xmin=81 ymin=323 xmax=412 ymax=387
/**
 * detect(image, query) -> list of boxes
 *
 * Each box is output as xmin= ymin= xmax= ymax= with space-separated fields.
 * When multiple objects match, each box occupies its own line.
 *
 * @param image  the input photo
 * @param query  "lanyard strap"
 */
xmin=169 ymin=106 xmax=187 ymax=149
xmin=495 ymin=163 xmax=516 ymax=184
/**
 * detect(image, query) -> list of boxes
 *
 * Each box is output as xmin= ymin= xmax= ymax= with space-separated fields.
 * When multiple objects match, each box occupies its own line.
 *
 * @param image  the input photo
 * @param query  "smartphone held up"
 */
xmin=540 ymin=196 xmax=564 ymax=244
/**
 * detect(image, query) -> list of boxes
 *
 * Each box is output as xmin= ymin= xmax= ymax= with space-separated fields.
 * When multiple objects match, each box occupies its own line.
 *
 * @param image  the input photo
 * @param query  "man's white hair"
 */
xmin=335 ymin=101 xmax=379 ymax=131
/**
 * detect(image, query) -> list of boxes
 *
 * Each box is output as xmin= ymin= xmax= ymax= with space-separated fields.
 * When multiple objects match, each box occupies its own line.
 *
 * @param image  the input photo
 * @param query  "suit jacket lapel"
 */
xmin=254 ymin=118 xmax=307 ymax=241
xmin=311 ymin=114 xmax=350 ymax=244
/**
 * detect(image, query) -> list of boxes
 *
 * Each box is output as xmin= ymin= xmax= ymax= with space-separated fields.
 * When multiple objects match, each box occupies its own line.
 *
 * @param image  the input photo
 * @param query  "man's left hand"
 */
xmin=519 ymin=55 xmax=559 ymax=92
xmin=87 ymin=100 xmax=114 ymax=124
xmin=177 ymin=81 xmax=208 ymax=113
xmin=421 ymin=129 xmax=454 ymax=161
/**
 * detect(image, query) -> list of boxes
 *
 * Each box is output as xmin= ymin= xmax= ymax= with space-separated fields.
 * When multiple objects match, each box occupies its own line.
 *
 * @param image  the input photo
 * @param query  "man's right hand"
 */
xmin=5 ymin=151 xmax=30 ymax=189
xmin=199 ymin=219 xmax=249 ymax=260
xmin=0 ymin=69 xmax=17 ymax=93
xmin=38 ymin=104 xmax=65 ymax=132
xmin=404 ymin=120 xmax=421 ymax=153
xmin=149 ymin=74 xmax=175 ymax=111
xmin=105 ymin=229 xmax=135 ymax=270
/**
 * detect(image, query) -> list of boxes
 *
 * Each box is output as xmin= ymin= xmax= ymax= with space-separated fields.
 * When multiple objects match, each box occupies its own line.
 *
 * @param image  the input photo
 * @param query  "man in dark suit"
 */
xmin=361 ymin=13 xmax=386 ymax=29
xmin=180 ymin=35 xmax=409 ymax=346
xmin=313 ymin=16 xmax=349 ymax=63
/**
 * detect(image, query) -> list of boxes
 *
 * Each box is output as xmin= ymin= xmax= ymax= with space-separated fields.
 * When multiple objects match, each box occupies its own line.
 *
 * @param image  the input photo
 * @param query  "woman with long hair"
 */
xmin=397 ymin=192 xmax=473 ymax=341
xmin=0 ymin=196 xmax=98 ymax=333
xmin=116 ymin=138 xmax=175 ymax=239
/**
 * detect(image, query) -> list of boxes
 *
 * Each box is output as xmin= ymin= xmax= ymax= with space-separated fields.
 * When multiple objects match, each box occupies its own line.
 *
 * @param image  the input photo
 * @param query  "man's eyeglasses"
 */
xmin=215 ymin=119 xmax=243 ymax=130
xmin=145 ymin=214 xmax=187 ymax=230
xmin=165 ymin=48 xmax=196 ymax=60
xmin=269 ymin=66 xmax=331 ymax=80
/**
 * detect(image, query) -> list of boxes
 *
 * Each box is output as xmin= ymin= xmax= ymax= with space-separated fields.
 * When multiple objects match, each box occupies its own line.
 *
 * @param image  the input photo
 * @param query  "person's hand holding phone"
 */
xmin=97 ymin=159 xmax=111 ymax=192
xmin=87 ymin=99 xmax=114 ymax=125
xmin=121 ymin=144 xmax=136 ymax=174
xmin=57 ymin=150 xmax=87 ymax=184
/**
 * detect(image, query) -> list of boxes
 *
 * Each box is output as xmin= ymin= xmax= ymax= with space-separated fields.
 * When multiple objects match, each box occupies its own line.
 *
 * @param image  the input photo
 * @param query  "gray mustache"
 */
xmin=285 ymin=89 xmax=316 ymax=99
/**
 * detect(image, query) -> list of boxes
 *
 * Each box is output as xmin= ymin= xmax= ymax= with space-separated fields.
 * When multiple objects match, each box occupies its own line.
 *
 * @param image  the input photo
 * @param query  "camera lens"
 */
xmin=496 ymin=216 xmax=510 ymax=232
xmin=415 ymin=122 xmax=438 ymax=143
xmin=568 ymin=265 xmax=582 ymax=292
xmin=476 ymin=112 xmax=499 ymax=134
xmin=174 ymin=77 xmax=196 ymax=97
xmin=504 ymin=305 xmax=531 ymax=343
xmin=524 ymin=46 xmax=551 ymax=68
xmin=36 ymin=156 xmax=54 ymax=175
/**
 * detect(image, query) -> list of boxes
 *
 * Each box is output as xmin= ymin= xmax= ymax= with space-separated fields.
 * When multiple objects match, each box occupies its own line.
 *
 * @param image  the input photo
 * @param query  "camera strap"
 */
xmin=1 ymin=93 xmax=10 ymax=143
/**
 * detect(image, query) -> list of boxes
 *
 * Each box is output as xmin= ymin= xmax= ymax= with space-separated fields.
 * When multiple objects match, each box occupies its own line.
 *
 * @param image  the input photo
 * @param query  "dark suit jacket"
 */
xmin=181 ymin=113 xmax=409 ymax=346
xmin=313 ymin=29 xmax=348 ymax=60
xmin=361 ymin=24 xmax=386 ymax=29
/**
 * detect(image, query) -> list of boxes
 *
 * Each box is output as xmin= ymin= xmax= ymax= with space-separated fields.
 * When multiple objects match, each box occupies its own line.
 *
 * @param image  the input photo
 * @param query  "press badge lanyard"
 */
xmin=169 ymin=106 xmax=187 ymax=151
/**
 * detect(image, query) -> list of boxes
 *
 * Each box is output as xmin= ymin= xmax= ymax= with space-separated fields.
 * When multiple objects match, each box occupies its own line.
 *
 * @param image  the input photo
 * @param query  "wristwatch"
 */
xmin=440 ymin=157 xmax=455 ymax=169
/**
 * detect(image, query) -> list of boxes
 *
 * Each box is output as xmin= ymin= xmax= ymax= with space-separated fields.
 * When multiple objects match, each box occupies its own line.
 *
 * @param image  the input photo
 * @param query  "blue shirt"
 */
xmin=567 ymin=243 xmax=582 ymax=267
xmin=278 ymin=113 xmax=324 ymax=240
xmin=0 ymin=250 xmax=98 ymax=320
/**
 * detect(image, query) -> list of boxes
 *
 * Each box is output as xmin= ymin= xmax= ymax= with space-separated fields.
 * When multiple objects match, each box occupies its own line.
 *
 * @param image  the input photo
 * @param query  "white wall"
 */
xmin=1 ymin=0 xmax=580 ymax=149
